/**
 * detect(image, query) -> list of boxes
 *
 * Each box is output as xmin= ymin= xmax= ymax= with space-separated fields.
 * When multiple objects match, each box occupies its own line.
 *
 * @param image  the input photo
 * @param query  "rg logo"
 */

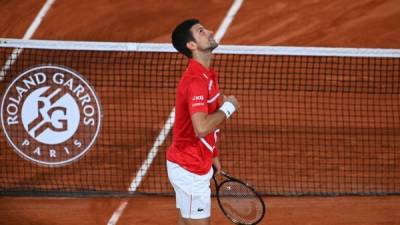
xmin=1 ymin=65 xmax=102 ymax=166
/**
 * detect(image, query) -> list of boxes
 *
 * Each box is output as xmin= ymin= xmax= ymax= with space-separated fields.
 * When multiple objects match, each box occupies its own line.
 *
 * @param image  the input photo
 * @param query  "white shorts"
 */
xmin=167 ymin=161 xmax=213 ymax=219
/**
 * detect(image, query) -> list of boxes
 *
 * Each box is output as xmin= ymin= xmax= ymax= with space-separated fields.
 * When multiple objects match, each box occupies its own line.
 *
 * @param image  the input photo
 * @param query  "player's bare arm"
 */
xmin=191 ymin=95 xmax=239 ymax=137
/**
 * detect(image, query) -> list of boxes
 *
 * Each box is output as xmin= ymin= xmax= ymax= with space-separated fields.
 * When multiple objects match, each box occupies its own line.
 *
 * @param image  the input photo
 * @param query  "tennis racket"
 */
xmin=213 ymin=167 xmax=266 ymax=225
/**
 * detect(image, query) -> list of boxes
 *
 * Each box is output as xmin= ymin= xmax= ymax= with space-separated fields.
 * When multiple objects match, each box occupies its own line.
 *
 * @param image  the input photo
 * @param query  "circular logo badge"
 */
xmin=1 ymin=65 xmax=102 ymax=166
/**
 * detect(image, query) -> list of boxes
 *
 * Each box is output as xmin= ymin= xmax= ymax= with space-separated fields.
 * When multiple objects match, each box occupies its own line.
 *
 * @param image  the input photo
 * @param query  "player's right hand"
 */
xmin=223 ymin=95 xmax=240 ymax=112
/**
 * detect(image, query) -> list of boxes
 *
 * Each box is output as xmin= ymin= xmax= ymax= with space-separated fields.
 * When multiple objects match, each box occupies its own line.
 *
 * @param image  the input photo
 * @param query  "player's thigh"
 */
xmin=167 ymin=161 xmax=213 ymax=220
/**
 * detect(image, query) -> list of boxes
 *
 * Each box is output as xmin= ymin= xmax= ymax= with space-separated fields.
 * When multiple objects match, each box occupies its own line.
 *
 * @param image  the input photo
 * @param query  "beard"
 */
xmin=204 ymin=36 xmax=218 ymax=51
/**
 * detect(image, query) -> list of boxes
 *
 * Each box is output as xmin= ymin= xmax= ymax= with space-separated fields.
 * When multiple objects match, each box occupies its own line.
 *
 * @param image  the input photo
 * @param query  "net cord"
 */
xmin=1 ymin=38 xmax=400 ymax=57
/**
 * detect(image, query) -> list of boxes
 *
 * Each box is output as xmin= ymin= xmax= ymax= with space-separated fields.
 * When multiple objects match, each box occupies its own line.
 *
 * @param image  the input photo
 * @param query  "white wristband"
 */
xmin=219 ymin=101 xmax=236 ymax=118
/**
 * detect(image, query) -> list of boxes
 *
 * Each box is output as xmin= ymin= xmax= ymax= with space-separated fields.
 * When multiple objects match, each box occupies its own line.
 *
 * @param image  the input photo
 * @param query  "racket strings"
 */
xmin=218 ymin=181 xmax=264 ymax=224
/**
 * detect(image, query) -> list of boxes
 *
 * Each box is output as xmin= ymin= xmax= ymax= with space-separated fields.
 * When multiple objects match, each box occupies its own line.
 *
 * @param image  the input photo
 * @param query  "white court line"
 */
xmin=128 ymin=109 xmax=175 ymax=192
xmin=109 ymin=1 xmax=245 ymax=224
xmin=107 ymin=200 xmax=129 ymax=225
xmin=0 ymin=0 xmax=55 ymax=81
xmin=214 ymin=0 xmax=244 ymax=43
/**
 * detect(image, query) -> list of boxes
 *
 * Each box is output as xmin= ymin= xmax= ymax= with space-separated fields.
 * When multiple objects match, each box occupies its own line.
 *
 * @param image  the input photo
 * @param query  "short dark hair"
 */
xmin=171 ymin=19 xmax=199 ymax=58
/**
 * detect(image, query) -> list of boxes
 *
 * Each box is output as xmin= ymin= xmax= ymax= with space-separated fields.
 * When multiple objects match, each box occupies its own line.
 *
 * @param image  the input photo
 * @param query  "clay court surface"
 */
xmin=1 ymin=0 xmax=400 ymax=224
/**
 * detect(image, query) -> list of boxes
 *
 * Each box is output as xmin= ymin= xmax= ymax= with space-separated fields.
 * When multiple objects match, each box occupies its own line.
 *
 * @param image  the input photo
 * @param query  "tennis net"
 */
xmin=0 ymin=38 xmax=399 ymax=196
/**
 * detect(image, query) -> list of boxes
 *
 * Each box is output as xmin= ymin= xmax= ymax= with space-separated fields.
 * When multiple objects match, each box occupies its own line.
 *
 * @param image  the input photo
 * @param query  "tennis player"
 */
xmin=167 ymin=19 xmax=239 ymax=225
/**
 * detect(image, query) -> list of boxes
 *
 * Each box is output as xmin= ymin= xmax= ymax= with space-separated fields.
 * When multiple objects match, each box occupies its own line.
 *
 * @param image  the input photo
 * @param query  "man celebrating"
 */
xmin=167 ymin=18 xmax=239 ymax=225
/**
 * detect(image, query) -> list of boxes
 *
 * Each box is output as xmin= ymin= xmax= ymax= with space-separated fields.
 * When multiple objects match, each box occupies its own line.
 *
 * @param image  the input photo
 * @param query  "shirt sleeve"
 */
xmin=187 ymin=78 xmax=208 ymax=115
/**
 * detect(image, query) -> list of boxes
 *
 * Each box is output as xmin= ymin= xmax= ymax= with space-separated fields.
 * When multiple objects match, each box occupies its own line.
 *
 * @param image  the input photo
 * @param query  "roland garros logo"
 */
xmin=1 ymin=65 xmax=102 ymax=166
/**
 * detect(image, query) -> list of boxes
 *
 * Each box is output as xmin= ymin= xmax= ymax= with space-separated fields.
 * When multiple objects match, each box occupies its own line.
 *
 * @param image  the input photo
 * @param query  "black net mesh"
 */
xmin=0 ymin=45 xmax=399 ymax=196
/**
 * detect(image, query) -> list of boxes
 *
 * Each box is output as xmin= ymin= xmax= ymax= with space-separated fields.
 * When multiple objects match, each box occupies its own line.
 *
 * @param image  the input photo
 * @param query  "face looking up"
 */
xmin=189 ymin=23 xmax=218 ymax=52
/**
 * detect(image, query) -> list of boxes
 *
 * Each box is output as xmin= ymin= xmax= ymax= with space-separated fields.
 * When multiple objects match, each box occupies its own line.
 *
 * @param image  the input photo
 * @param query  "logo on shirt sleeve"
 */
xmin=192 ymin=96 xmax=204 ymax=101
xmin=191 ymin=95 xmax=205 ymax=107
